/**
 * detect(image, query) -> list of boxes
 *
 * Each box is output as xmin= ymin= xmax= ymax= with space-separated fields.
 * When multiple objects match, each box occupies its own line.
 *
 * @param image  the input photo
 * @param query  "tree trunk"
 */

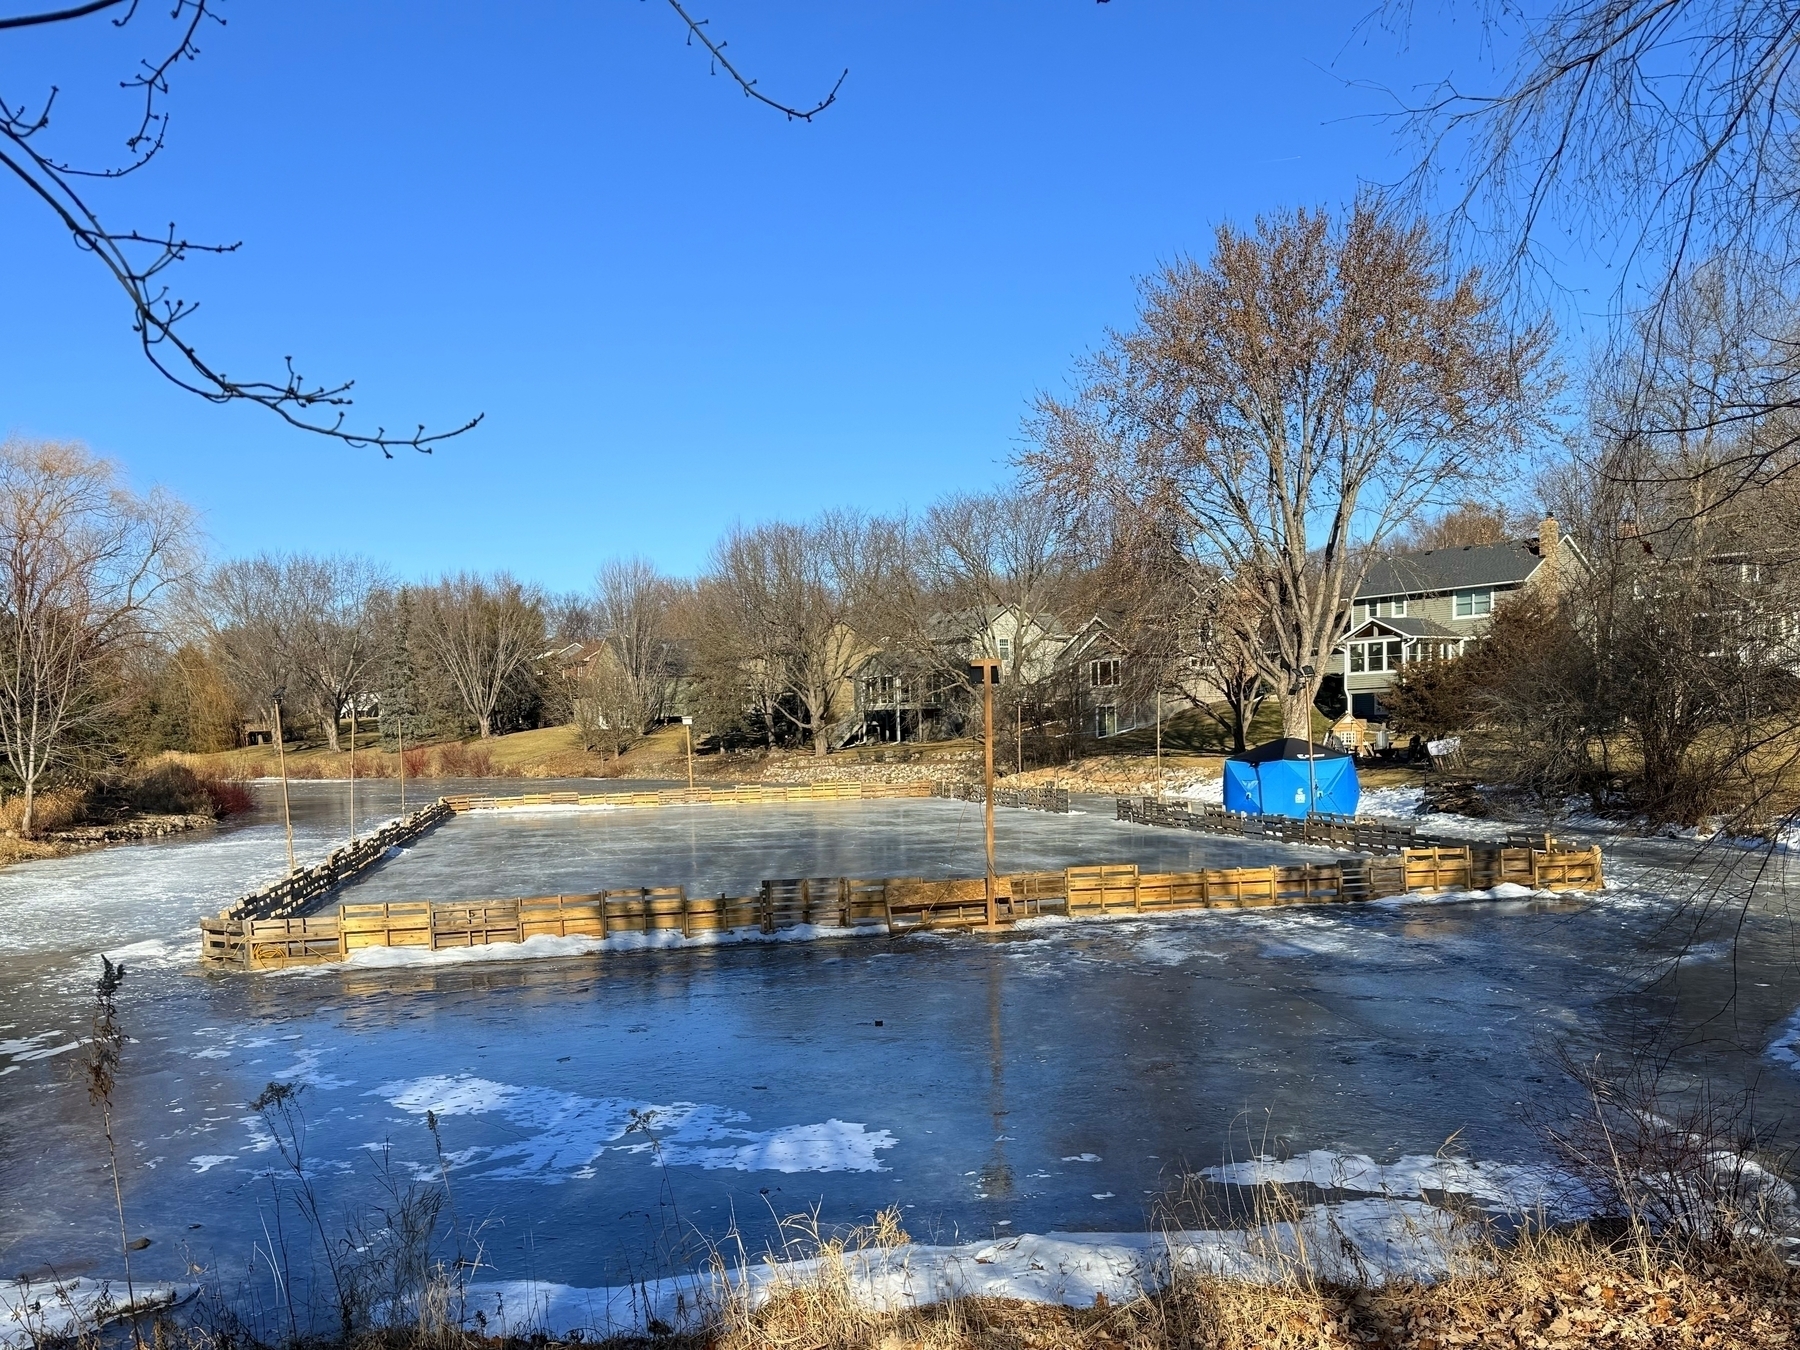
xmin=321 ymin=712 xmax=341 ymax=752
xmin=20 ymin=779 xmax=35 ymax=837
xmin=478 ymin=714 xmax=492 ymax=738
xmin=812 ymin=723 xmax=827 ymax=757
xmin=1281 ymin=686 xmax=1319 ymax=741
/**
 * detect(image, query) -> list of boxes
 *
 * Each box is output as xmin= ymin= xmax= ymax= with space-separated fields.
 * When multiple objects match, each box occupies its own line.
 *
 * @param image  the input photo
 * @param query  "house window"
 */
xmin=1358 ymin=597 xmax=1408 ymax=621
xmin=1096 ymin=705 xmax=1118 ymax=737
xmin=1453 ymin=589 xmax=1493 ymax=618
xmin=1090 ymin=658 xmax=1120 ymax=688
xmin=1348 ymin=640 xmax=1405 ymax=673
xmin=996 ymin=636 xmax=1012 ymax=661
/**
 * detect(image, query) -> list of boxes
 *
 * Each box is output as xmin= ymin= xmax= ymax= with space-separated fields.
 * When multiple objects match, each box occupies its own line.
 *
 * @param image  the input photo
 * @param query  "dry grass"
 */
xmin=705 ymin=1225 xmax=1800 ymax=1350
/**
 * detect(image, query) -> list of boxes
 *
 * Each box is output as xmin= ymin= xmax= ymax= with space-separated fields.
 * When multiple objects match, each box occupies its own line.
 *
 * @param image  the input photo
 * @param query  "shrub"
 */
xmin=0 ymin=788 xmax=86 ymax=835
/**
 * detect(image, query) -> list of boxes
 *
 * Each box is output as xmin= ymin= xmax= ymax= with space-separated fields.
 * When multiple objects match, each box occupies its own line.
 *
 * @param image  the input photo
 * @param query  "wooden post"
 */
xmin=348 ymin=702 xmax=357 ymax=843
xmin=683 ymin=717 xmax=695 ymax=792
xmin=398 ymin=714 xmax=405 ymax=811
xmin=273 ymin=698 xmax=296 ymax=875
xmin=1155 ymin=688 xmax=1162 ymax=799
xmin=971 ymin=659 xmax=1002 ymax=928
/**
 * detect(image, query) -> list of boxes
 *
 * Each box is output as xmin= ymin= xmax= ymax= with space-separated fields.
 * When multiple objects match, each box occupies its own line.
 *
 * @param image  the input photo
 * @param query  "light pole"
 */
xmin=682 ymin=716 xmax=695 ymax=792
xmin=347 ymin=700 xmax=357 ymax=843
xmin=1294 ymin=663 xmax=1317 ymax=815
xmin=970 ymin=658 xmax=1002 ymax=928
xmin=271 ymin=691 xmax=296 ymax=875
xmin=1154 ymin=686 xmax=1163 ymax=799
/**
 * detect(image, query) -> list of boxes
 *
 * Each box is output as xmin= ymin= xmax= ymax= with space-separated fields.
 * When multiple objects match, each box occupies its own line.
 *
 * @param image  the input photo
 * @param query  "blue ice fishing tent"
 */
xmin=1222 ymin=737 xmax=1360 ymax=819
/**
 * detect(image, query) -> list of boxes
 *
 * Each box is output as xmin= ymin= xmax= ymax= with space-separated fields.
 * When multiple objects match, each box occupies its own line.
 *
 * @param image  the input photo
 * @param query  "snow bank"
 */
xmin=459 ymin=1201 xmax=1468 ymax=1338
xmin=0 ymin=1279 xmax=193 ymax=1350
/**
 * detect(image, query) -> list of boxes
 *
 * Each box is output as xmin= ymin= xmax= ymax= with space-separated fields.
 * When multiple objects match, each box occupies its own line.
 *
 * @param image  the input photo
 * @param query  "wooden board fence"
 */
xmin=199 ymin=840 xmax=1605 ymax=970
xmin=439 ymin=781 xmax=935 ymax=813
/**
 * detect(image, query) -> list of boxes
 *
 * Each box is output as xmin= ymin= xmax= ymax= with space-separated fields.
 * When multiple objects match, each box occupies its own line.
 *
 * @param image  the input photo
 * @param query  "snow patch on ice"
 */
xmin=1 ymin=1279 xmax=193 ymax=1350
xmin=0 ymin=1032 xmax=80 ymax=1063
xmin=1202 ymin=1151 xmax=1582 ymax=1216
xmin=374 ymin=1074 xmax=895 ymax=1179
xmin=333 ymin=923 xmax=871 ymax=971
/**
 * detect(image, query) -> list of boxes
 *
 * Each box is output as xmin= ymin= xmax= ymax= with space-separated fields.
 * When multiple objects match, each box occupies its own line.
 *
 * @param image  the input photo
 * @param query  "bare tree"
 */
xmin=699 ymin=514 xmax=900 ymax=757
xmin=285 ymin=556 xmax=389 ymax=751
xmin=1402 ymin=0 xmax=1800 ymax=493
xmin=0 ymin=438 xmax=192 ymax=833
xmin=594 ymin=558 xmax=679 ymax=733
xmin=921 ymin=491 xmax=1077 ymax=683
xmin=412 ymin=574 xmax=544 ymax=739
xmin=0 ymin=1 xmax=842 ymax=450
xmin=1025 ymin=200 xmax=1557 ymax=738
xmin=200 ymin=553 xmax=387 ymax=750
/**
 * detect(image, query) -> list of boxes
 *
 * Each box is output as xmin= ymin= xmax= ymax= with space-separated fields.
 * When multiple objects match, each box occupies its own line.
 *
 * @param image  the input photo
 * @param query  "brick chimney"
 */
xmin=1538 ymin=515 xmax=1559 ymax=582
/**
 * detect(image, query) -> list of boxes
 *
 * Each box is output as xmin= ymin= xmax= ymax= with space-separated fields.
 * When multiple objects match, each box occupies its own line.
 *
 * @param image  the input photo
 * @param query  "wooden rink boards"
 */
xmin=203 ymin=843 xmax=1606 ymax=971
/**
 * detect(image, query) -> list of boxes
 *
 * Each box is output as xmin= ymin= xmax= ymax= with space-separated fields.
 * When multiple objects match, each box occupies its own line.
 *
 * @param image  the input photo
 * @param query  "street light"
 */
xmin=1288 ymin=663 xmax=1319 ymax=817
xmin=969 ymin=658 xmax=1002 ymax=929
xmin=271 ymin=688 xmax=296 ymax=875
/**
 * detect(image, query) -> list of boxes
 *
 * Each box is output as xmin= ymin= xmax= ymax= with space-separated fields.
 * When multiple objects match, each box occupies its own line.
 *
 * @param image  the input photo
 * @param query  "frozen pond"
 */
xmin=5 ymin=781 xmax=1800 ymax=1317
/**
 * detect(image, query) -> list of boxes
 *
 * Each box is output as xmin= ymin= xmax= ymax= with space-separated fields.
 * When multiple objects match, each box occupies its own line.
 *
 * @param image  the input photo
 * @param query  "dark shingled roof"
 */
xmin=1344 ymin=615 xmax=1464 ymax=641
xmin=1357 ymin=539 xmax=1543 ymax=599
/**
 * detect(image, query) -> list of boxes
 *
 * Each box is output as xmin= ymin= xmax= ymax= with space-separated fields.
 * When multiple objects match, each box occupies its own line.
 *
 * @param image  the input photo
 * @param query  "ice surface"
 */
xmin=7 ymin=779 xmax=1800 ymax=1304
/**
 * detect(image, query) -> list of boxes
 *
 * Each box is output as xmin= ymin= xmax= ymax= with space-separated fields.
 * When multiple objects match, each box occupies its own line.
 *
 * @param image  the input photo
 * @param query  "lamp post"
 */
xmin=1296 ymin=663 xmax=1317 ymax=815
xmin=271 ymin=691 xmax=296 ymax=875
xmin=970 ymin=658 xmax=1002 ymax=928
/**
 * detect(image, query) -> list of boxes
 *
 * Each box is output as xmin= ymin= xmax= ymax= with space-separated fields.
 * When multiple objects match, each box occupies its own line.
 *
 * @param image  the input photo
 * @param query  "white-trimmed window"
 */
xmin=996 ymin=636 xmax=1013 ymax=661
xmin=1453 ymin=589 xmax=1493 ymax=618
xmin=1347 ymin=639 xmax=1405 ymax=674
xmin=1090 ymin=658 xmax=1120 ymax=688
xmin=1355 ymin=597 xmax=1409 ymax=623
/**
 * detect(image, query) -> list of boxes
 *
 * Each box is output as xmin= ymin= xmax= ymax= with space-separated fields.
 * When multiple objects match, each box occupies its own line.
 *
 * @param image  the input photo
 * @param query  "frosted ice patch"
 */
xmin=374 ymin=1074 xmax=894 ymax=1180
xmin=189 ymin=1155 xmax=235 ymax=1174
xmin=1203 ymin=1150 xmax=1580 ymax=1215
xmin=1062 ymin=1153 xmax=1101 ymax=1162
xmin=0 ymin=1033 xmax=80 ymax=1063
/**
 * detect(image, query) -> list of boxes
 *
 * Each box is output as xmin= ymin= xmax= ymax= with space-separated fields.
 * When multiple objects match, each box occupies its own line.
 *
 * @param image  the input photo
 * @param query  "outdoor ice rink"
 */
xmin=5 ymin=780 xmax=1800 ymax=1301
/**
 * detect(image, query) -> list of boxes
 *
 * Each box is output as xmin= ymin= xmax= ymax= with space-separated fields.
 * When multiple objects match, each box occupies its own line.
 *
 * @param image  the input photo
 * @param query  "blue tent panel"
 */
xmin=1222 ymin=759 xmax=1262 ymax=814
xmin=1222 ymin=739 xmax=1362 ymax=819
xmin=1254 ymin=755 xmax=1360 ymax=819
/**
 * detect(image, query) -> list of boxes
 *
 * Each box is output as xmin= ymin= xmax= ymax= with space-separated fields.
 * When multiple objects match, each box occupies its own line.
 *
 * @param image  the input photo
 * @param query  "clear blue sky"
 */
xmin=0 ymin=2 xmax=1539 ymax=588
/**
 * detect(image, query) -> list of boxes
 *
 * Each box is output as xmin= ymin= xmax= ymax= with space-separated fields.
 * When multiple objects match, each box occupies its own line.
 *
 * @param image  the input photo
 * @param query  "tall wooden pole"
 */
xmin=348 ymin=703 xmax=357 ymax=842
xmin=1155 ymin=688 xmax=1162 ymax=799
xmin=972 ymin=659 xmax=1001 ymax=927
xmin=398 ymin=716 xmax=406 ymax=811
xmin=684 ymin=719 xmax=695 ymax=791
xmin=272 ymin=699 xmax=296 ymax=875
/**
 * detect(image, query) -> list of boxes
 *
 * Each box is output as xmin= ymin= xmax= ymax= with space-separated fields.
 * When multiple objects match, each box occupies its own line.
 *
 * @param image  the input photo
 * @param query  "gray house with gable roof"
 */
xmin=1338 ymin=517 xmax=1580 ymax=719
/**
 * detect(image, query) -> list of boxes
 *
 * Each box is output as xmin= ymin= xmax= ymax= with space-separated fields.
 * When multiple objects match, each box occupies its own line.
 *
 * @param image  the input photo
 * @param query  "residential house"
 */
xmin=852 ymin=605 xmax=1072 ymax=744
xmin=1337 ymin=517 xmax=1579 ymax=719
